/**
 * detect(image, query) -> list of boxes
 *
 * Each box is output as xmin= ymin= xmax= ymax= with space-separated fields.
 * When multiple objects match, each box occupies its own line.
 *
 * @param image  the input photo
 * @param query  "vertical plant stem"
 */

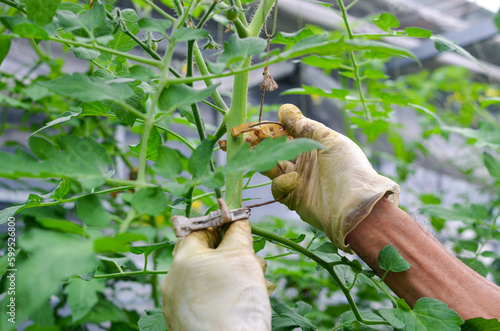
xmin=225 ymin=57 xmax=251 ymax=208
xmin=337 ymin=0 xmax=370 ymax=120
xmin=137 ymin=43 xmax=176 ymax=185
xmin=193 ymin=42 xmax=229 ymax=112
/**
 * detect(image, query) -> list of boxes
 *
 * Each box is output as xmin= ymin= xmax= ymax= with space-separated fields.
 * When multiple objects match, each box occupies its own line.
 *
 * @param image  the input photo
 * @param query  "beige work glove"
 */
xmin=264 ymin=104 xmax=400 ymax=253
xmin=161 ymin=220 xmax=272 ymax=331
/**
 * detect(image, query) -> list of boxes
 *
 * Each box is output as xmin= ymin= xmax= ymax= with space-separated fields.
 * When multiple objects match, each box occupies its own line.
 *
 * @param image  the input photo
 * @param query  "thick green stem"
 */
xmin=225 ymin=57 xmax=251 ymax=208
xmin=249 ymin=0 xmax=276 ymax=37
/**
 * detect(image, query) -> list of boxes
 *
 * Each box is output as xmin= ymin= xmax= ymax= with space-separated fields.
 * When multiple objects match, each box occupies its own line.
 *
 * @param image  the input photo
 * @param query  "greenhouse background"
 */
xmin=1 ymin=0 xmax=500 ymax=329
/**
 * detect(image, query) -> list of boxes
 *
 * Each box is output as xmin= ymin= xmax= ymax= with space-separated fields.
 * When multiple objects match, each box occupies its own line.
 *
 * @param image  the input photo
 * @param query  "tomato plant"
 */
xmin=1 ymin=0 xmax=500 ymax=330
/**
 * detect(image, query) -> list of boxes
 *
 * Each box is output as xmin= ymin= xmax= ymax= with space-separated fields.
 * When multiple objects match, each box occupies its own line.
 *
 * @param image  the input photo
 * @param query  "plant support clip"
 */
xmin=171 ymin=207 xmax=251 ymax=237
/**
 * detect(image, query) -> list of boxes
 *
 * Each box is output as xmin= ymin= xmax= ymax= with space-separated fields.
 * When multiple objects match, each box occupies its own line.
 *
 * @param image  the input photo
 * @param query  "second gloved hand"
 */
xmin=161 ymin=220 xmax=272 ymax=331
xmin=264 ymin=104 xmax=400 ymax=253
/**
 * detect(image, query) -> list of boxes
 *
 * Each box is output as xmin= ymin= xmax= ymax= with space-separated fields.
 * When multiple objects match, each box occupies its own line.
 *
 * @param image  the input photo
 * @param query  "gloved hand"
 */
xmin=161 ymin=220 xmax=272 ymax=331
xmin=263 ymin=104 xmax=400 ymax=253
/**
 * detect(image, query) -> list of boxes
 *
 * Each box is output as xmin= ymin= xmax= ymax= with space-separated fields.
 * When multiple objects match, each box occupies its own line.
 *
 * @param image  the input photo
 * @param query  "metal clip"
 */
xmin=171 ymin=208 xmax=251 ymax=237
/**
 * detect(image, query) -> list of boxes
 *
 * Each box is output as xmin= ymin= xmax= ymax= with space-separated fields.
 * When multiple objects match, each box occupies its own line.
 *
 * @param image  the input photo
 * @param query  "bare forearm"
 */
xmin=346 ymin=198 xmax=500 ymax=320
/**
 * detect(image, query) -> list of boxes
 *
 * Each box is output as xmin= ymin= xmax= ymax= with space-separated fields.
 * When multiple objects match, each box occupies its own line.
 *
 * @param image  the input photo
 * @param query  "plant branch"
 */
xmin=0 ymin=0 xmax=27 ymax=14
xmin=92 ymin=269 xmax=168 ymax=279
xmin=49 ymin=37 xmax=162 ymax=67
xmin=337 ymin=0 xmax=370 ymax=120
xmin=252 ymin=225 xmax=390 ymax=326
xmin=143 ymin=0 xmax=176 ymax=22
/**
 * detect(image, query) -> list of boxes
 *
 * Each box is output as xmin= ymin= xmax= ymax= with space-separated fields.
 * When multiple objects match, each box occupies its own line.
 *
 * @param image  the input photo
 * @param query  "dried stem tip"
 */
xmin=261 ymin=67 xmax=278 ymax=92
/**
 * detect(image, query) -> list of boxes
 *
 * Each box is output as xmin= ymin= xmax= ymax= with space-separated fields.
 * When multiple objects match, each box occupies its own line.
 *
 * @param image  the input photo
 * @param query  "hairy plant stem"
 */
xmin=118 ymin=209 xmax=137 ymax=234
xmin=337 ymin=0 xmax=370 ymax=120
xmin=137 ymin=42 xmax=175 ymax=186
xmin=225 ymin=57 xmax=251 ymax=208
xmin=93 ymin=270 xmax=168 ymax=279
xmin=252 ymin=225 xmax=390 ymax=326
xmin=49 ymin=37 xmax=162 ymax=67
xmin=193 ymin=41 xmax=229 ymax=112
xmin=0 ymin=0 xmax=27 ymax=14
xmin=143 ymin=0 xmax=176 ymax=22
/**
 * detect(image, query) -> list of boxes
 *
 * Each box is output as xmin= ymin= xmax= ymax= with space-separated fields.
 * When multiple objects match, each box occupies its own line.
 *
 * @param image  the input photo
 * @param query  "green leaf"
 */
xmin=227 ymin=136 xmax=325 ymax=173
xmin=39 ymin=73 xmax=134 ymax=102
xmin=0 ymin=16 xmax=50 ymax=40
xmin=138 ymin=308 xmax=167 ymax=331
xmin=253 ymin=237 xmax=266 ymax=253
xmin=495 ymin=7 xmax=500 ymax=32
xmin=125 ymin=65 xmax=157 ymax=81
xmin=278 ymin=36 xmax=419 ymax=64
xmin=421 ymin=204 xmax=487 ymax=225
xmin=334 ymin=264 xmax=356 ymax=288
xmin=17 ymin=229 xmax=97 ymax=320
xmin=56 ymin=10 xmax=85 ymax=31
xmin=71 ymin=46 xmax=101 ymax=60
xmin=302 ymin=55 xmax=343 ymax=70
xmin=0 ymin=136 xmax=110 ymax=189
xmin=76 ymin=194 xmax=111 ymax=227
xmin=380 ymin=298 xmax=462 ymax=330
xmin=65 ymin=278 xmax=105 ymax=322
xmin=80 ymin=2 xmax=106 ymax=31
xmin=378 ymin=244 xmax=411 ymax=273
xmin=171 ymin=27 xmax=209 ymax=41
xmin=340 ymin=310 xmax=387 ymax=329
xmin=188 ymin=139 xmax=215 ymax=177
xmin=23 ymin=0 xmax=60 ymax=25
xmin=94 ymin=233 xmax=148 ymax=253
xmin=481 ymin=97 xmax=500 ymax=108
xmin=110 ymin=85 xmax=146 ymax=126
xmin=431 ymin=35 xmax=482 ymax=68
xmin=152 ymin=146 xmax=183 ymax=179
xmin=281 ymin=85 xmax=348 ymax=100
xmin=36 ymin=218 xmax=85 ymax=236
xmin=138 ymin=17 xmax=171 ymax=35
xmin=130 ymin=241 xmax=174 ymax=257
xmin=81 ymin=101 xmax=109 ymax=116
xmin=0 ymin=35 xmax=13 ymax=65
xmin=131 ymin=187 xmax=168 ymax=216
xmin=405 ymin=27 xmax=432 ymax=38
xmin=271 ymin=299 xmax=317 ymax=331
xmin=0 ymin=205 xmax=24 ymax=224
xmin=311 ymin=241 xmax=340 ymax=262
xmin=208 ymin=35 xmax=267 ymax=73
xmin=483 ymin=152 xmax=500 ymax=179
xmin=443 ymin=122 xmax=500 ymax=150
xmin=272 ymin=28 xmax=315 ymax=47
xmin=373 ymin=12 xmax=400 ymax=31
xmin=129 ymin=127 xmax=162 ymax=161
xmin=462 ymin=317 xmax=500 ymax=330
xmin=158 ymin=83 xmax=219 ymax=111
xmin=28 ymin=110 xmax=81 ymax=139
xmin=364 ymin=68 xmax=388 ymax=79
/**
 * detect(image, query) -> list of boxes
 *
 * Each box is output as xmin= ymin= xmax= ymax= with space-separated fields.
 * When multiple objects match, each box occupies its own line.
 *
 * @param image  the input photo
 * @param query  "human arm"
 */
xmin=161 ymin=220 xmax=272 ymax=331
xmin=347 ymin=197 xmax=500 ymax=320
xmin=267 ymin=103 xmax=500 ymax=320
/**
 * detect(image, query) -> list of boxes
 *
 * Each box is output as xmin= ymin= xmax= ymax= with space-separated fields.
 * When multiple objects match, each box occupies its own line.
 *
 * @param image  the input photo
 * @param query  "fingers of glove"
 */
xmin=271 ymin=171 xmax=301 ymax=200
xmin=261 ymin=160 xmax=295 ymax=180
xmin=173 ymin=228 xmax=220 ymax=258
xmin=218 ymin=219 xmax=253 ymax=251
xmin=278 ymin=104 xmax=340 ymax=148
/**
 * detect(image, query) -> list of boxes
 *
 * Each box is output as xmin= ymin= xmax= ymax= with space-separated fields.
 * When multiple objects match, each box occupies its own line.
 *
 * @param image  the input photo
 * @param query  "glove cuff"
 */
xmin=327 ymin=175 xmax=400 ymax=254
